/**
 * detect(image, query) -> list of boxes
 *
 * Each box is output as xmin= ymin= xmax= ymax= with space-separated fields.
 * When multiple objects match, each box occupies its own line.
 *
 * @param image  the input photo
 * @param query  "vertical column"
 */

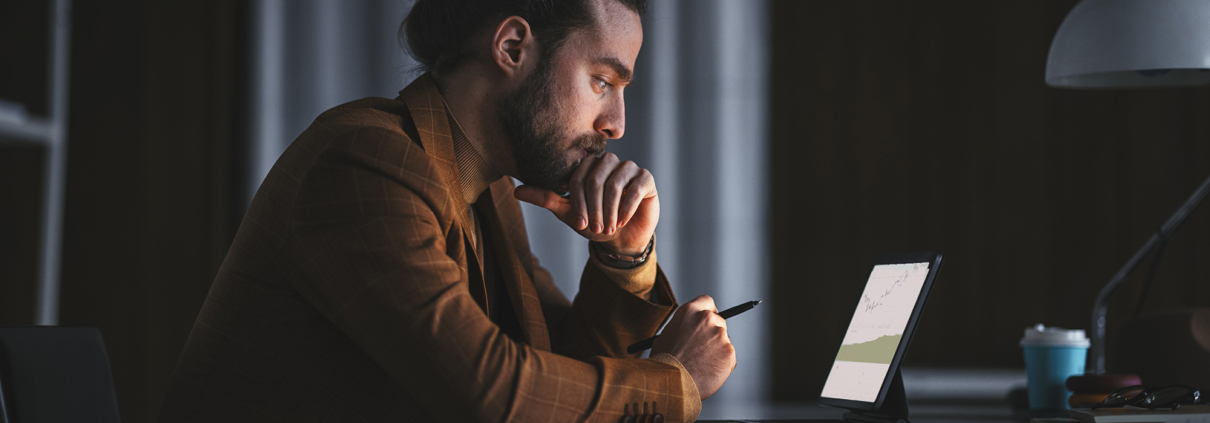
xmin=647 ymin=0 xmax=683 ymax=291
xmin=249 ymin=0 xmax=286 ymax=204
xmin=713 ymin=0 xmax=770 ymax=402
xmin=34 ymin=0 xmax=73 ymax=325
xmin=312 ymin=0 xmax=345 ymax=109
xmin=674 ymin=0 xmax=723 ymax=304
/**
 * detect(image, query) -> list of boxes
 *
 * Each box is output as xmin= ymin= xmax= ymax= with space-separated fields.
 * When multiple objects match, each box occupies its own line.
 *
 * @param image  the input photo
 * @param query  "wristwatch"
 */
xmin=591 ymin=234 xmax=655 ymax=270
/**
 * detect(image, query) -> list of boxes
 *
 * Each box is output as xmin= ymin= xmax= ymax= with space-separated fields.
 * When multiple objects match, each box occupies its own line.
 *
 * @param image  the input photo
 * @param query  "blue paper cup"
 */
xmin=1020 ymin=325 xmax=1089 ymax=411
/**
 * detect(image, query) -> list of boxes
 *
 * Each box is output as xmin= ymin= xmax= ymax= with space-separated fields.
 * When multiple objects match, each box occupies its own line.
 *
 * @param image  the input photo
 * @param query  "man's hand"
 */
xmin=514 ymin=153 xmax=658 ymax=255
xmin=650 ymin=295 xmax=736 ymax=400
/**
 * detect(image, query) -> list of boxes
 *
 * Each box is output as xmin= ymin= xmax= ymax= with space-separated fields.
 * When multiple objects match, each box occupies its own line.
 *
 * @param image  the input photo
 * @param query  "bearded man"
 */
xmin=159 ymin=0 xmax=735 ymax=421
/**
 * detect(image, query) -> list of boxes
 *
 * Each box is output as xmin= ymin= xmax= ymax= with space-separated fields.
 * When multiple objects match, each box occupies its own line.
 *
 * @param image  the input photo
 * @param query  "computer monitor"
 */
xmin=818 ymin=251 xmax=943 ymax=415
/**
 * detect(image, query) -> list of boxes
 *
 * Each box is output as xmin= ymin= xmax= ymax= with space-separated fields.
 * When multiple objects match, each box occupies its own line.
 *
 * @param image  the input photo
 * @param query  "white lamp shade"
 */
xmin=1046 ymin=0 xmax=1210 ymax=88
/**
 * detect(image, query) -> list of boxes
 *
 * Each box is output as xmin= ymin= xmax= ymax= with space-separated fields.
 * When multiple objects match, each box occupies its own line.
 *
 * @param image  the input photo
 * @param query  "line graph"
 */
xmin=839 ymin=262 xmax=929 ymax=344
xmin=823 ymin=261 xmax=932 ymax=403
xmin=860 ymin=273 xmax=905 ymax=313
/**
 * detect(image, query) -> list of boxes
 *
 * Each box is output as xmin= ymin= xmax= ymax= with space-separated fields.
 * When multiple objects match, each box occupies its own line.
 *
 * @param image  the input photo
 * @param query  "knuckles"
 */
xmin=590 ymin=173 xmax=610 ymax=186
xmin=605 ymin=176 xmax=627 ymax=194
xmin=610 ymin=175 xmax=629 ymax=188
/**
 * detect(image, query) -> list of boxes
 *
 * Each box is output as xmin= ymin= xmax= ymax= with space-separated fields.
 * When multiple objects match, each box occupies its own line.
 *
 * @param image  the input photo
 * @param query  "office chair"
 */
xmin=0 ymin=326 xmax=121 ymax=423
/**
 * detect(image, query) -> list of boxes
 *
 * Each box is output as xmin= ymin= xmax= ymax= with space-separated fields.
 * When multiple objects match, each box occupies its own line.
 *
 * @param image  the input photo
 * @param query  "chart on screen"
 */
xmin=820 ymin=262 xmax=930 ymax=402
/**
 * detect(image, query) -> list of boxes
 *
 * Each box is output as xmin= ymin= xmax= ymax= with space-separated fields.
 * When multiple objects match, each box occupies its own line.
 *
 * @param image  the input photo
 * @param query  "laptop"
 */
xmin=704 ymin=251 xmax=944 ymax=423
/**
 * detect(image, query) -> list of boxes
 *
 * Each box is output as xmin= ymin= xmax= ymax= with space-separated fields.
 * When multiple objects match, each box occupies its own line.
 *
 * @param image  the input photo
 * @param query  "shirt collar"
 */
xmin=445 ymin=103 xmax=502 ymax=204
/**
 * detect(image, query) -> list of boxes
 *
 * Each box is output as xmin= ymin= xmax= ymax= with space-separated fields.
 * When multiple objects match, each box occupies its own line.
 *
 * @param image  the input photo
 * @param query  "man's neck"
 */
xmin=433 ymin=70 xmax=518 ymax=180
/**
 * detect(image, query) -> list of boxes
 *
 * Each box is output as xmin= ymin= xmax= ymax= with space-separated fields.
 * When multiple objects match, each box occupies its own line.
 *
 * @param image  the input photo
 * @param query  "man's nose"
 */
xmin=594 ymin=98 xmax=626 ymax=139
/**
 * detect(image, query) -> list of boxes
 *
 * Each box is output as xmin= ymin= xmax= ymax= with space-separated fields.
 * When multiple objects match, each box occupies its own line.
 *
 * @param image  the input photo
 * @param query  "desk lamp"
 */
xmin=1046 ymin=0 xmax=1210 ymax=375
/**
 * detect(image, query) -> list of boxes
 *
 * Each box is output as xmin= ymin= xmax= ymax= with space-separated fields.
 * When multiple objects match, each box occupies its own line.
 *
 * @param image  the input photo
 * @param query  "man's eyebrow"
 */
xmin=594 ymin=56 xmax=633 ymax=87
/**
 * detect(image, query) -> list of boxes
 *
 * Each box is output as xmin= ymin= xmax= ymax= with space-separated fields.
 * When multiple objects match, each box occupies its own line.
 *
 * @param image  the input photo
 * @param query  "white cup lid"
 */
xmin=1020 ymin=324 xmax=1090 ymax=347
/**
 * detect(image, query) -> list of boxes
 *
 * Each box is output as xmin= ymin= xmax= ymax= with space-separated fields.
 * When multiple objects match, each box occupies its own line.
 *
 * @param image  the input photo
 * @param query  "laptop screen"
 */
xmin=819 ymin=261 xmax=932 ymax=403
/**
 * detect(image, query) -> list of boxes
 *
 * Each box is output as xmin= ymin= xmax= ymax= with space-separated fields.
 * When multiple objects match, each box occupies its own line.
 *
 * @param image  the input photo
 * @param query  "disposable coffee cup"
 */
xmin=1020 ymin=324 xmax=1090 ymax=412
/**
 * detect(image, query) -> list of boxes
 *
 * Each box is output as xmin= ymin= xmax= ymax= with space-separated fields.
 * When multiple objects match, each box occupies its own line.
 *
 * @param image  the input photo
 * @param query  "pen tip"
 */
xmin=754 ymin=300 xmax=762 ymax=305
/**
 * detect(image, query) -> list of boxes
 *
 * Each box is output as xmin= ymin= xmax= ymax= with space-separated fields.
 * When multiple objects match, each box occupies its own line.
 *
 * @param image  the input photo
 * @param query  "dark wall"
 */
xmin=56 ymin=2 xmax=244 ymax=421
xmin=0 ymin=1 xmax=50 ymax=328
xmin=769 ymin=1 xmax=1210 ymax=400
xmin=7 ymin=0 xmax=1210 ymax=419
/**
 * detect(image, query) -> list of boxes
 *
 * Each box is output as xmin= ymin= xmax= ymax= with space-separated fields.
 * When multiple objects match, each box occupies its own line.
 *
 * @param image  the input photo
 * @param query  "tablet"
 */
xmin=818 ymin=251 xmax=943 ymax=411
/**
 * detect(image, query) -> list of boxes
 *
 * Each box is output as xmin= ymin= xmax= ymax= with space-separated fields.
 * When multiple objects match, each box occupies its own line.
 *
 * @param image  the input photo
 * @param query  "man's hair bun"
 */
xmin=400 ymin=0 xmax=646 ymax=74
xmin=399 ymin=0 xmax=472 ymax=72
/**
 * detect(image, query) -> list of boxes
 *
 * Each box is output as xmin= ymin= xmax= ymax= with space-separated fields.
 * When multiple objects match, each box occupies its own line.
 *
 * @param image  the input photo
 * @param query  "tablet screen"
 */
xmin=819 ymin=262 xmax=931 ymax=403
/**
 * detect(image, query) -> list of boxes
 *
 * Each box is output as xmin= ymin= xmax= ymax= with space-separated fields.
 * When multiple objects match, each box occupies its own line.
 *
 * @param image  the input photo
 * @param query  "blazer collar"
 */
xmin=399 ymin=74 xmax=551 ymax=351
xmin=398 ymin=74 xmax=472 ymax=235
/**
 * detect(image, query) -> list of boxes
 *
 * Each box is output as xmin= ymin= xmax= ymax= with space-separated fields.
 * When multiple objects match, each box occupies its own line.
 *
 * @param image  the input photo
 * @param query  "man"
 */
xmin=160 ymin=0 xmax=735 ymax=421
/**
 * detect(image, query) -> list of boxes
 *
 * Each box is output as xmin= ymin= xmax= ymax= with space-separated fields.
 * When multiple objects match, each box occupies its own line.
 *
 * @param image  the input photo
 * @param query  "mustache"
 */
xmin=574 ymin=133 xmax=608 ymax=156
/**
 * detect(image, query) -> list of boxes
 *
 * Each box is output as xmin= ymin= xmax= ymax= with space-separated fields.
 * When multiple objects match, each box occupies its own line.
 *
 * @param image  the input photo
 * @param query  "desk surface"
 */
xmin=698 ymin=401 xmax=1020 ymax=423
xmin=697 ymin=368 xmax=1028 ymax=422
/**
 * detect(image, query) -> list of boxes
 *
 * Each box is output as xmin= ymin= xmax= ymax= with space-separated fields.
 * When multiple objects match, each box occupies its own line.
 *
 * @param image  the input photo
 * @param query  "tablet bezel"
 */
xmin=817 ymin=251 xmax=944 ymax=411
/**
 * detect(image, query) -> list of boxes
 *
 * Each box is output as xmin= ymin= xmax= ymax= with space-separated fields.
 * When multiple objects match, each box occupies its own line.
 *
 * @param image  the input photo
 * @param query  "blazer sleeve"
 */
xmin=560 ymin=254 xmax=679 ymax=360
xmin=284 ymin=127 xmax=700 ymax=422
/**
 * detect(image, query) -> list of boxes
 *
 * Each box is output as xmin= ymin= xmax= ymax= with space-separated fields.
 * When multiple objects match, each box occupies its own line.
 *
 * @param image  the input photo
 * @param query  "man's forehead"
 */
xmin=575 ymin=0 xmax=644 ymax=69
xmin=592 ymin=0 xmax=643 ymax=32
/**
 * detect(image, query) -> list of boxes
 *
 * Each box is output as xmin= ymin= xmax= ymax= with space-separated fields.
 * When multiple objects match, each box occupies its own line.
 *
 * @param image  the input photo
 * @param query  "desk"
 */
xmin=698 ymin=368 xmax=1027 ymax=422
xmin=698 ymin=401 xmax=1019 ymax=422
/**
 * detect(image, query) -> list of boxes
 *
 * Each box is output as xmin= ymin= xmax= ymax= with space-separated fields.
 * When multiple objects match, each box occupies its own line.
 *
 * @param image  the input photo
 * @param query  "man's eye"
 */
xmin=594 ymin=78 xmax=610 ymax=92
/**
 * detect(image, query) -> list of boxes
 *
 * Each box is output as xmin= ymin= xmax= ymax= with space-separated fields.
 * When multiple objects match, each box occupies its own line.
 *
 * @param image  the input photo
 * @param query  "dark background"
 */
xmin=768 ymin=1 xmax=1210 ymax=400
xmin=2 ymin=1 xmax=1209 ymax=421
xmin=2 ymin=2 xmax=244 ymax=422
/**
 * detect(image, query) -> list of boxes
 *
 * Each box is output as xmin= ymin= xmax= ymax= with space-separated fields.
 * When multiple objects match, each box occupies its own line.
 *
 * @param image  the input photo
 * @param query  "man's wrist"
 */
xmin=600 ymin=233 xmax=654 ymax=257
xmin=591 ymin=234 xmax=655 ymax=270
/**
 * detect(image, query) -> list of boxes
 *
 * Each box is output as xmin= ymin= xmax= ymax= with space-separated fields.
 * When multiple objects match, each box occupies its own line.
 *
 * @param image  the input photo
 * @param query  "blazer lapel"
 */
xmin=476 ymin=183 xmax=552 ymax=352
xmin=398 ymin=74 xmax=472 ymax=234
xmin=399 ymin=74 xmax=488 ymax=313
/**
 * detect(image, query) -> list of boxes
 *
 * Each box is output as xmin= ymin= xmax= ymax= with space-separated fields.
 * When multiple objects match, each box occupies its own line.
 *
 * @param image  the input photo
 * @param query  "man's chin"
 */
xmin=517 ymin=167 xmax=573 ymax=197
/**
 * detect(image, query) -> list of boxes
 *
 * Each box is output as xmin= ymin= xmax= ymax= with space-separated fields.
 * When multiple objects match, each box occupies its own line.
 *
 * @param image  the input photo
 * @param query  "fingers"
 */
xmin=688 ymin=295 xmax=717 ymax=313
xmin=707 ymin=310 xmax=728 ymax=334
xmin=568 ymin=153 xmax=655 ymax=235
xmin=521 ymin=152 xmax=654 ymax=237
xmin=584 ymin=153 xmax=619 ymax=234
xmin=567 ymin=155 xmax=596 ymax=231
xmin=513 ymin=185 xmax=573 ymax=223
xmin=616 ymin=167 xmax=654 ymax=228
xmin=603 ymin=160 xmax=641 ymax=233
xmin=686 ymin=295 xmax=728 ymax=341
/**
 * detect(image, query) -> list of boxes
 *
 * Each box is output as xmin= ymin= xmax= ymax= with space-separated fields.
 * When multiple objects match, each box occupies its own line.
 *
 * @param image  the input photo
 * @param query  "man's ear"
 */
xmin=492 ymin=16 xmax=536 ymax=78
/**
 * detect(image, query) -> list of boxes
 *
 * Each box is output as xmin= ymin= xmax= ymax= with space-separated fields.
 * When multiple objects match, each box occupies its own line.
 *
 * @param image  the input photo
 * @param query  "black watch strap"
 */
xmin=591 ymin=234 xmax=655 ymax=270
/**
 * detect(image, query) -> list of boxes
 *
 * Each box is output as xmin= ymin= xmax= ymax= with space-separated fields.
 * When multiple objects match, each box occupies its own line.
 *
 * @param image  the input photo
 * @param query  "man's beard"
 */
xmin=497 ymin=59 xmax=606 ymax=195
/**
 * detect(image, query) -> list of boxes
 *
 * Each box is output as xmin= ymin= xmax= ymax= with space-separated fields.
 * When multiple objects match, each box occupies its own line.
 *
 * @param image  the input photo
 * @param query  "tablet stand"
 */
xmin=841 ymin=369 xmax=909 ymax=423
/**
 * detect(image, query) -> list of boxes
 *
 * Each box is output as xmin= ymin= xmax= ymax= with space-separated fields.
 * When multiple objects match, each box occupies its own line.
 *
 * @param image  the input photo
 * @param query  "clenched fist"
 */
xmin=650 ymin=295 xmax=736 ymax=400
xmin=514 ymin=152 xmax=657 ymax=256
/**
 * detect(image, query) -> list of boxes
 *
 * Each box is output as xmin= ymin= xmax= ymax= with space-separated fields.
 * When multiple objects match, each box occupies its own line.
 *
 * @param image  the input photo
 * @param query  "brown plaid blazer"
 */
xmin=159 ymin=75 xmax=701 ymax=422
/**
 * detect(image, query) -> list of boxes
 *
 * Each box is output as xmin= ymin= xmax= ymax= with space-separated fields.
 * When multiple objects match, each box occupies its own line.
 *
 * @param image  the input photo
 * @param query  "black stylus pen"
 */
xmin=625 ymin=300 xmax=762 ymax=355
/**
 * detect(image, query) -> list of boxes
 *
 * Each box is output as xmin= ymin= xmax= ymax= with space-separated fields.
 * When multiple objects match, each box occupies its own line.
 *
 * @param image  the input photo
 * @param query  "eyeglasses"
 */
xmin=1091 ymin=385 xmax=1202 ymax=410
